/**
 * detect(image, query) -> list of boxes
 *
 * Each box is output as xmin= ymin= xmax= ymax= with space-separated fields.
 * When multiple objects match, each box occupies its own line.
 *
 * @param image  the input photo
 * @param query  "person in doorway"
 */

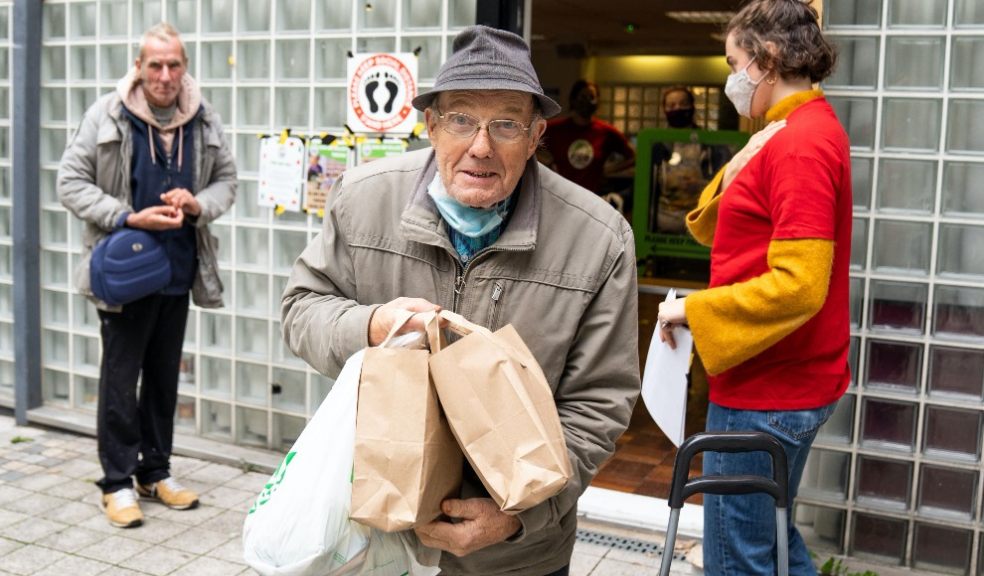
xmin=662 ymin=85 xmax=699 ymax=129
xmin=657 ymin=1 xmax=849 ymax=574
xmin=282 ymin=25 xmax=640 ymax=576
xmin=539 ymin=80 xmax=635 ymax=197
xmin=58 ymin=22 xmax=237 ymax=528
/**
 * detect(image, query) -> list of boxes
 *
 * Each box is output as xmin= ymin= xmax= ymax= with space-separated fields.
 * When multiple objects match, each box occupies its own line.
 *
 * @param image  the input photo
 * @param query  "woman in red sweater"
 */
xmin=658 ymin=1 xmax=850 ymax=574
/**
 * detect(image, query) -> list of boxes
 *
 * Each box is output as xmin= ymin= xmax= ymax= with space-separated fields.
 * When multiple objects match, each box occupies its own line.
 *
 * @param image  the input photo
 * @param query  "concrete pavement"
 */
xmin=0 ymin=411 xmax=703 ymax=575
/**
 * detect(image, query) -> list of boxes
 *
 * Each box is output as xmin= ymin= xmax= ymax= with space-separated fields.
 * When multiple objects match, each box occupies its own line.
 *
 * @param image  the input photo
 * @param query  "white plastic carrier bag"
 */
xmin=242 ymin=348 xmax=441 ymax=576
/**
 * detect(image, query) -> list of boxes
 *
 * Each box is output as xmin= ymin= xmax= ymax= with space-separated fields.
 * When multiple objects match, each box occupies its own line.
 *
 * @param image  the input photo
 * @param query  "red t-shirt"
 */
xmin=709 ymin=98 xmax=853 ymax=410
xmin=543 ymin=117 xmax=633 ymax=194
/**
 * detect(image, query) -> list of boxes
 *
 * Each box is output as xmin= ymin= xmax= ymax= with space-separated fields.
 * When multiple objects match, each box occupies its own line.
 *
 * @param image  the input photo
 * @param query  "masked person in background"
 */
xmin=539 ymin=80 xmax=635 ymax=198
xmin=658 ymin=1 xmax=850 ymax=574
xmin=282 ymin=26 xmax=640 ymax=576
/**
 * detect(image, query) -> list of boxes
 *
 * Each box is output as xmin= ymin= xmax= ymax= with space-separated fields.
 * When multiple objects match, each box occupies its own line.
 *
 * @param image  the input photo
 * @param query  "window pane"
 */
xmin=826 ymin=37 xmax=879 ymax=89
xmin=924 ymin=406 xmax=982 ymax=459
xmin=942 ymin=161 xmax=984 ymax=218
xmin=862 ymin=398 xmax=916 ymax=450
xmin=828 ymin=97 xmax=875 ymax=150
xmin=881 ymin=98 xmax=941 ymax=152
xmin=937 ymin=224 xmax=984 ymax=278
xmin=872 ymin=221 xmax=931 ymax=275
xmin=918 ymin=465 xmax=978 ymax=517
xmin=852 ymin=514 xmax=906 ymax=563
xmin=885 ymin=37 xmax=944 ymax=89
xmin=889 ymin=0 xmax=946 ymax=27
xmin=933 ymin=285 xmax=984 ymax=340
xmin=929 ymin=346 xmax=984 ymax=399
xmin=913 ymin=524 xmax=972 ymax=573
xmin=866 ymin=340 xmax=921 ymax=392
xmin=947 ymin=99 xmax=984 ymax=154
xmin=868 ymin=280 xmax=927 ymax=332
xmin=876 ymin=158 xmax=936 ymax=213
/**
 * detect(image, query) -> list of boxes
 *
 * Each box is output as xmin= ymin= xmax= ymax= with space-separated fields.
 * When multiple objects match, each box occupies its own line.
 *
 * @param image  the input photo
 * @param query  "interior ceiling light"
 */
xmin=666 ymin=11 xmax=735 ymax=24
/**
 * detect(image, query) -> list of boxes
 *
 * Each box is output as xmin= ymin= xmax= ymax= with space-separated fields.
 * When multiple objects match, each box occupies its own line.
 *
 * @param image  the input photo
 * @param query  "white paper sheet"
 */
xmin=641 ymin=288 xmax=694 ymax=447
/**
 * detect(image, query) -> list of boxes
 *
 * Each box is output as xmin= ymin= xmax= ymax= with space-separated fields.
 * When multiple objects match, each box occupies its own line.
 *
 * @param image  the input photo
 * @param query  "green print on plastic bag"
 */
xmin=247 ymin=451 xmax=296 ymax=514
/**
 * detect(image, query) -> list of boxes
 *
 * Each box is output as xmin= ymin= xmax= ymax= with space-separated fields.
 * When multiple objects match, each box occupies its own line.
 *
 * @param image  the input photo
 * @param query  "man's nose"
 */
xmin=467 ymin=125 xmax=494 ymax=157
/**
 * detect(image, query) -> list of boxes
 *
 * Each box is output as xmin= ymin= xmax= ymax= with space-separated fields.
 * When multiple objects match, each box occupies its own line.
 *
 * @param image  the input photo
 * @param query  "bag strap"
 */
xmin=438 ymin=310 xmax=496 ymax=339
xmin=424 ymin=311 xmax=442 ymax=353
xmin=379 ymin=309 xmax=417 ymax=348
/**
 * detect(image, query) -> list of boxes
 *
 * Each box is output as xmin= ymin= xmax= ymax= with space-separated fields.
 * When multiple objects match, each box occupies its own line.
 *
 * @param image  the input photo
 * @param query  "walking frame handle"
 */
xmin=668 ymin=431 xmax=789 ymax=510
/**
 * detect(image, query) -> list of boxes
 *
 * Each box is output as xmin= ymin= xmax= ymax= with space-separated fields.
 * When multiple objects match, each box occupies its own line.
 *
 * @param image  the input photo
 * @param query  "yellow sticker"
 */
xmin=274 ymin=205 xmax=286 ymax=216
xmin=279 ymin=129 xmax=290 ymax=145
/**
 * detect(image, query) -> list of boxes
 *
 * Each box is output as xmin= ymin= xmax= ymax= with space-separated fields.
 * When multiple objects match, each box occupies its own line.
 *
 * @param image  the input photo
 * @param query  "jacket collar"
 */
xmin=115 ymin=67 xmax=203 ymax=130
xmin=401 ymin=151 xmax=539 ymax=253
xmin=765 ymin=88 xmax=824 ymax=122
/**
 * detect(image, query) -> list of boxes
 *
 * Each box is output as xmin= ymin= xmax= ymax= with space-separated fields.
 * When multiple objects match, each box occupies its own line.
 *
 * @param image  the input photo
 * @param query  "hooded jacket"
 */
xmin=57 ymin=68 xmax=237 ymax=310
xmin=282 ymin=148 xmax=641 ymax=576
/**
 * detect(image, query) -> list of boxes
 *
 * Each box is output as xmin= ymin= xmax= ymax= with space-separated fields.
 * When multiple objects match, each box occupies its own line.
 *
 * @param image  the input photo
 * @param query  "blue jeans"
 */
xmin=702 ymin=401 xmax=837 ymax=576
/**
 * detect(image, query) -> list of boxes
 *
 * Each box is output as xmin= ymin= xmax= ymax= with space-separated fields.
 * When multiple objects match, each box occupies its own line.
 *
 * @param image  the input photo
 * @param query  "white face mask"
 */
xmin=725 ymin=58 xmax=763 ymax=118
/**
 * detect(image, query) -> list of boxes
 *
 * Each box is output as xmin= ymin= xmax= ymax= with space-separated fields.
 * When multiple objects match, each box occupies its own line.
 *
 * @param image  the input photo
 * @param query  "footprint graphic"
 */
xmin=383 ymin=72 xmax=399 ymax=114
xmin=365 ymin=72 xmax=380 ymax=114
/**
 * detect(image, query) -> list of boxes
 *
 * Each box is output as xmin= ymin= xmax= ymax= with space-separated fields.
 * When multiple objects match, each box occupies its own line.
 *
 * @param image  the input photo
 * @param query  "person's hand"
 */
xmin=368 ymin=297 xmax=442 ymax=346
xmin=657 ymin=296 xmax=687 ymax=350
xmin=161 ymin=187 xmax=201 ymax=216
xmin=414 ymin=498 xmax=521 ymax=557
xmin=722 ymin=119 xmax=787 ymax=191
xmin=125 ymin=205 xmax=184 ymax=231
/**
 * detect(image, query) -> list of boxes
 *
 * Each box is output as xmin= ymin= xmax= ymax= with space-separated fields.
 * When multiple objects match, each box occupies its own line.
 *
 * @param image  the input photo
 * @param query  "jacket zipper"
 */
xmin=487 ymin=281 xmax=504 ymax=330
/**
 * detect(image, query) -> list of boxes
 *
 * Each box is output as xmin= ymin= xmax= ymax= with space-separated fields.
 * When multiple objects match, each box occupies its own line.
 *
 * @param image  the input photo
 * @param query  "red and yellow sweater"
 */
xmin=684 ymin=90 xmax=852 ymax=410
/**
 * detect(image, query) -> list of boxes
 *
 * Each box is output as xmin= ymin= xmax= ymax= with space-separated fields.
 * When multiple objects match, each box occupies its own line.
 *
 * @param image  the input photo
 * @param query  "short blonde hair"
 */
xmin=139 ymin=22 xmax=187 ymax=62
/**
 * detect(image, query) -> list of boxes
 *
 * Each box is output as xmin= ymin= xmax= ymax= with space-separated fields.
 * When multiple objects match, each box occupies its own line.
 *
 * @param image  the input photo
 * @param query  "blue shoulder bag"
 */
xmin=90 ymin=228 xmax=172 ymax=306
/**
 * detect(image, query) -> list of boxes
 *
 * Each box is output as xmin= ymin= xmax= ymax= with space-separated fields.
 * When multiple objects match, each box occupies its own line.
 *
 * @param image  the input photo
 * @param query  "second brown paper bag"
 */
xmin=351 ymin=311 xmax=462 ymax=532
xmin=427 ymin=310 xmax=572 ymax=513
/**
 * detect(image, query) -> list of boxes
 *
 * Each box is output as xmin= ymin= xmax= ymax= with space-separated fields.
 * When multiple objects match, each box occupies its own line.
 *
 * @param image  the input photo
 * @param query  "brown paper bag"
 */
xmin=426 ymin=310 xmax=572 ymax=512
xmin=351 ymin=311 xmax=463 ymax=532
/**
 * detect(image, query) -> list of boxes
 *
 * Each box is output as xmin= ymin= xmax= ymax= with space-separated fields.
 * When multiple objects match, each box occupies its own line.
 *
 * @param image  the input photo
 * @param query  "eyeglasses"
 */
xmin=436 ymin=111 xmax=533 ymax=143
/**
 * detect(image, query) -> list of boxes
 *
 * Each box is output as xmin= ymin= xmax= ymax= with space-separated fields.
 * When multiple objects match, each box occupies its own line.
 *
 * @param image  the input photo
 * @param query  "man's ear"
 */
xmin=528 ymin=118 xmax=548 ymax=156
xmin=424 ymin=107 xmax=437 ymax=136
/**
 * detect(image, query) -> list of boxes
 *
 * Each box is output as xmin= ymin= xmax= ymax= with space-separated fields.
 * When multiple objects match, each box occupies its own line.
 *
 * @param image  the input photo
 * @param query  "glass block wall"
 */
xmin=36 ymin=0 xmax=474 ymax=450
xmin=0 ymin=1 xmax=10 ymax=404
xmin=796 ymin=1 xmax=984 ymax=573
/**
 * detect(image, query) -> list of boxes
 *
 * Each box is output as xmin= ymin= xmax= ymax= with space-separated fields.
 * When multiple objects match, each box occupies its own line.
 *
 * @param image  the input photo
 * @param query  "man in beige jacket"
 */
xmin=282 ymin=26 xmax=639 ymax=576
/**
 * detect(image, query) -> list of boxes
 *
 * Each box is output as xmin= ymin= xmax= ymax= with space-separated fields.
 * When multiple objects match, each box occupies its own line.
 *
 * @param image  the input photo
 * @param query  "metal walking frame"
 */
xmin=657 ymin=431 xmax=790 ymax=576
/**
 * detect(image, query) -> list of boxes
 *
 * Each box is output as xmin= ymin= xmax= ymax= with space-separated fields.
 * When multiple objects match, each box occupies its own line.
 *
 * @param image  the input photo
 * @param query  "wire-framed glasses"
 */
xmin=436 ymin=111 xmax=533 ymax=143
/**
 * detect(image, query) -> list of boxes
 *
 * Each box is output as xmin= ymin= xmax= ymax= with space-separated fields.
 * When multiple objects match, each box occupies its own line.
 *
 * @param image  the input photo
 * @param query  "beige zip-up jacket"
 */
xmin=282 ymin=148 xmax=640 ymax=576
xmin=57 ymin=70 xmax=237 ymax=311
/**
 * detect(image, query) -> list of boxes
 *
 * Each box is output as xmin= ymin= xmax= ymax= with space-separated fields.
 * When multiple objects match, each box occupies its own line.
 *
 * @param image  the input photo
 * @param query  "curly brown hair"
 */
xmin=726 ymin=0 xmax=836 ymax=83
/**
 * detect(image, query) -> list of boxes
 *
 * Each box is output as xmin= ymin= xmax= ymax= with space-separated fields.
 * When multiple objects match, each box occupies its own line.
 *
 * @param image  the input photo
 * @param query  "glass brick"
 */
xmin=201 ymin=42 xmax=234 ymax=81
xmin=99 ymin=44 xmax=129 ymax=82
xmin=889 ymin=0 xmax=946 ymax=27
xmin=238 ymin=41 xmax=271 ymax=81
xmin=201 ymin=312 xmax=231 ymax=353
xmin=202 ymin=400 xmax=232 ymax=440
xmin=933 ymin=285 xmax=984 ymax=340
xmin=817 ymin=395 xmax=855 ymax=445
xmin=357 ymin=36 xmax=397 ymax=53
xmin=829 ymin=97 xmax=875 ymax=150
xmin=849 ymin=337 xmax=860 ymax=387
xmin=851 ymin=219 xmax=867 ymax=270
xmin=801 ymin=448 xmax=850 ymax=500
xmin=43 ymin=3 xmax=66 ymax=39
xmin=42 ymin=46 xmax=66 ymax=82
xmin=851 ymin=513 xmax=906 ymax=563
xmin=918 ymin=464 xmax=977 ymax=518
xmin=359 ymin=0 xmax=396 ymax=30
xmin=272 ymin=367 xmax=306 ymax=412
xmin=167 ymin=0 xmax=197 ymax=35
xmin=73 ymin=335 xmax=99 ymax=373
xmin=236 ymin=132 xmax=263 ymax=173
xmin=825 ymin=0 xmax=881 ymax=27
xmin=885 ymin=37 xmax=944 ymax=89
xmin=923 ymin=406 xmax=981 ymax=459
xmin=403 ymin=36 xmax=442 ymax=81
xmin=236 ymin=317 xmax=269 ymax=359
xmin=876 ymin=159 xmax=936 ymax=214
xmin=236 ymin=226 xmax=269 ymax=269
xmin=275 ymin=88 xmax=310 ymax=127
xmin=868 ymin=280 xmax=927 ymax=332
xmin=203 ymin=0 xmax=233 ymax=33
xmin=236 ymin=272 xmax=270 ymax=315
xmin=449 ymin=0 xmax=476 ymax=28
xmin=861 ymin=398 xmax=916 ymax=450
xmin=852 ymin=157 xmax=872 ymax=210
xmin=826 ymin=37 xmax=878 ymax=89
xmin=795 ymin=504 xmax=844 ymax=553
xmin=273 ymin=413 xmax=305 ymax=452
xmin=75 ymin=375 xmax=98 ymax=410
xmin=178 ymin=352 xmax=195 ymax=393
xmin=131 ymin=0 xmax=161 ymax=35
xmin=310 ymin=373 xmax=334 ymax=414
xmin=236 ymin=361 xmax=268 ymax=406
xmin=236 ymin=181 xmax=264 ymax=221
xmin=276 ymin=39 xmax=310 ymax=81
xmin=315 ymin=87 xmax=346 ymax=128
xmin=239 ymin=0 xmax=271 ymax=33
xmin=41 ymin=250 xmax=69 ymax=288
xmin=70 ymin=88 xmax=97 ymax=123
xmin=100 ymin=0 xmax=128 ymax=38
xmin=951 ymin=37 xmax=984 ymax=90
xmin=40 ymin=127 xmax=67 ymax=165
xmin=72 ymin=294 xmax=99 ymax=332
xmin=316 ymin=0 xmax=353 ymax=30
xmin=942 ymin=161 xmax=984 ymax=218
xmin=865 ymin=340 xmax=921 ymax=392
xmin=70 ymin=3 xmax=97 ymax=40
xmin=273 ymin=320 xmax=305 ymax=367
xmin=947 ymin=100 xmax=984 ymax=154
xmin=913 ymin=524 xmax=972 ymax=574
xmin=955 ymin=0 xmax=984 ymax=26
xmin=403 ymin=0 xmax=442 ymax=28
xmin=237 ymin=406 xmax=268 ymax=447
xmin=273 ymin=230 xmax=308 ymax=273
xmin=929 ymin=346 xmax=984 ymax=399
xmin=238 ymin=88 xmax=271 ymax=128
xmin=881 ymin=98 xmax=941 ymax=152
xmin=175 ymin=395 xmax=196 ymax=431
xmin=0 ymin=361 xmax=12 ymax=399
xmin=315 ymin=38 xmax=350 ymax=80
xmin=200 ymin=355 xmax=231 ymax=399
xmin=42 ymin=368 xmax=70 ymax=404
xmin=857 ymin=455 xmax=911 ymax=508
xmin=937 ymin=224 xmax=984 ymax=279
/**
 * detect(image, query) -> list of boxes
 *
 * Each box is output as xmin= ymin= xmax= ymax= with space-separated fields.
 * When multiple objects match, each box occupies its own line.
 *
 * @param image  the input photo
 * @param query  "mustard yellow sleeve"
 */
xmin=685 ymin=238 xmax=834 ymax=376
xmin=685 ymin=165 xmax=727 ymax=247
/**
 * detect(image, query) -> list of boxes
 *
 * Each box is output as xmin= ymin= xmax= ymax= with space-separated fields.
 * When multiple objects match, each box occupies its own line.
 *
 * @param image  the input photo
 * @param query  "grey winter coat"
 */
xmin=57 ymin=73 xmax=237 ymax=311
xmin=282 ymin=148 xmax=641 ymax=576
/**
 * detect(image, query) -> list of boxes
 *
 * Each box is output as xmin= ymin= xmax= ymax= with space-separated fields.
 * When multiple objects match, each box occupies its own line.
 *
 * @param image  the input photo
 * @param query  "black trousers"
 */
xmin=96 ymin=293 xmax=189 ymax=494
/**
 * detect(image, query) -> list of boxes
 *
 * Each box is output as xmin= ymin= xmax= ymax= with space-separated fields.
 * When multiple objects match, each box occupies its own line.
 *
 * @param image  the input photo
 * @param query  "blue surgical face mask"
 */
xmin=725 ymin=57 xmax=763 ymax=118
xmin=427 ymin=174 xmax=507 ymax=238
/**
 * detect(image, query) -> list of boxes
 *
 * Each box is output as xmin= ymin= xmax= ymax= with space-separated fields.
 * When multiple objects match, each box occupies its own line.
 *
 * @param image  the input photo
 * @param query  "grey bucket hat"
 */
xmin=411 ymin=25 xmax=561 ymax=118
